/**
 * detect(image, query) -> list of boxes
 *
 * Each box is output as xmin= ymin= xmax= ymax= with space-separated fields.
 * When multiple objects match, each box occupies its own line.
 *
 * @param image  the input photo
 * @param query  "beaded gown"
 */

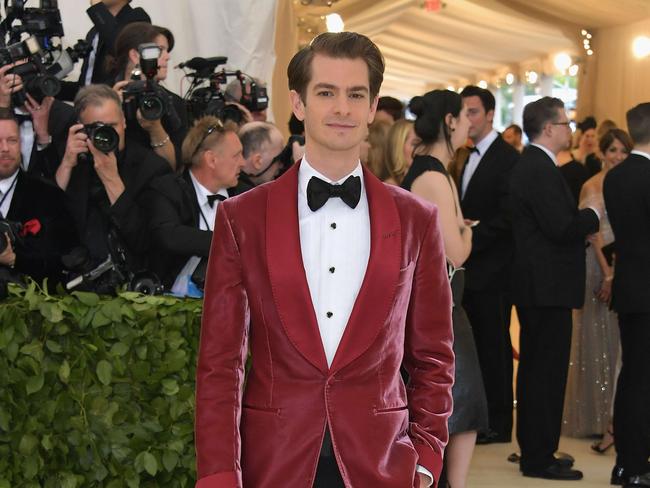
xmin=562 ymin=194 xmax=620 ymax=437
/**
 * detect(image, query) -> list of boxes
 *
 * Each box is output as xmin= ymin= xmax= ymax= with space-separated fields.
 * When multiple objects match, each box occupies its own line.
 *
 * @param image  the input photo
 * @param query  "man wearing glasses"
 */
xmin=238 ymin=121 xmax=286 ymax=187
xmin=144 ymin=116 xmax=244 ymax=291
xmin=509 ymin=97 xmax=600 ymax=481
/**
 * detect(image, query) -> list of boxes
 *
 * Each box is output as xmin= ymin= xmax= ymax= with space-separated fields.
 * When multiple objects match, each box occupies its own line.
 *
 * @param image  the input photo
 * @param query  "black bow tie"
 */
xmin=468 ymin=146 xmax=480 ymax=154
xmin=307 ymin=175 xmax=361 ymax=212
xmin=207 ymin=193 xmax=226 ymax=208
xmin=14 ymin=112 xmax=32 ymax=125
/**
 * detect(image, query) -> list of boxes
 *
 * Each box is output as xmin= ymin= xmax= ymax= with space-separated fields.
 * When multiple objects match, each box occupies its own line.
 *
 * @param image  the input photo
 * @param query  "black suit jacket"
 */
xmin=59 ymin=3 xmax=151 ymax=101
xmin=5 ymin=171 xmax=78 ymax=284
xmin=65 ymin=141 xmax=170 ymax=269
xmin=603 ymin=153 xmax=650 ymax=313
xmin=24 ymin=99 xmax=76 ymax=180
xmin=459 ymin=134 xmax=518 ymax=291
xmin=509 ymin=145 xmax=599 ymax=308
xmin=144 ymin=170 xmax=213 ymax=288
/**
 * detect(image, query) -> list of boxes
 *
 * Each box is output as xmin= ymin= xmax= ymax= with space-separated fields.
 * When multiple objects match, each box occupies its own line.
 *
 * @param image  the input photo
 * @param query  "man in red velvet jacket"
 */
xmin=195 ymin=32 xmax=454 ymax=488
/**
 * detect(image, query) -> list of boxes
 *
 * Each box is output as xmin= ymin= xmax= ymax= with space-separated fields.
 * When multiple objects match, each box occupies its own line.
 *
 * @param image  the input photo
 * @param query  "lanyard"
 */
xmin=198 ymin=205 xmax=212 ymax=231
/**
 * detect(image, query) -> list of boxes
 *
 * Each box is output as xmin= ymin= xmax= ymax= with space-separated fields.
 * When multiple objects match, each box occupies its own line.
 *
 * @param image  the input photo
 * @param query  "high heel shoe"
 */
xmin=591 ymin=428 xmax=615 ymax=454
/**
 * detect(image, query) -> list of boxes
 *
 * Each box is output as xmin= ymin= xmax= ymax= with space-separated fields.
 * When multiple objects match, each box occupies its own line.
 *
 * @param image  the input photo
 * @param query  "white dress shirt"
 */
xmin=298 ymin=158 xmax=370 ymax=367
xmin=189 ymin=170 xmax=228 ymax=232
xmin=461 ymin=129 xmax=499 ymax=196
xmin=0 ymin=169 xmax=19 ymax=218
xmin=631 ymin=149 xmax=650 ymax=161
xmin=84 ymin=34 xmax=100 ymax=86
xmin=16 ymin=109 xmax=35 ymax=171
xmin=530 ymin=142 xmax=559 ymax=166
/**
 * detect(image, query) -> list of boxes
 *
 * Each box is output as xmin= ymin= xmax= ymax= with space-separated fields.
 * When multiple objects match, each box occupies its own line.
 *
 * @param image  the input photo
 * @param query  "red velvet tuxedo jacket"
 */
xmin=195 ymin=163 xmax=454 ymax=488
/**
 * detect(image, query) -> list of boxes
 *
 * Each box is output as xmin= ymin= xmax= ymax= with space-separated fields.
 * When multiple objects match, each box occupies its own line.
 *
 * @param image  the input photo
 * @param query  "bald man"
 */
xmin=239 ymin=121 xmax=285 ymax=186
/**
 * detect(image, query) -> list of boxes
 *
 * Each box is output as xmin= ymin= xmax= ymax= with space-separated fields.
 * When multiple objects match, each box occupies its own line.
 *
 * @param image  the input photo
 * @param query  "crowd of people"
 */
xmin=1 ymin=2 xmax=648 ymax=488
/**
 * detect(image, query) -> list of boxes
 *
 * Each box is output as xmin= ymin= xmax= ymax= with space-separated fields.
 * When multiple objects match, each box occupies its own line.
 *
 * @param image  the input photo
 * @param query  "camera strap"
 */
xmin=0 ymin=171 xmax=19 ymax=218
xmin=197 ymin=207 xmax=212 ymax=231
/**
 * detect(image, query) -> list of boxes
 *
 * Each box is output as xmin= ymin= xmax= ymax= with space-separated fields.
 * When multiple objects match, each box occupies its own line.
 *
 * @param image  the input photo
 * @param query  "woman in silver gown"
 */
xmin=562 ymin=129 xmax=633 ymax=449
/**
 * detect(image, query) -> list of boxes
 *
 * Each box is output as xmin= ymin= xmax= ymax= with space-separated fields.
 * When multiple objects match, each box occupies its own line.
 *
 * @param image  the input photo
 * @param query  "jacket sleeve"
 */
xmin=402 ymin=206 xmax=455 ymax=486
xmin=195 ymin=203 xmax=248 ymax=488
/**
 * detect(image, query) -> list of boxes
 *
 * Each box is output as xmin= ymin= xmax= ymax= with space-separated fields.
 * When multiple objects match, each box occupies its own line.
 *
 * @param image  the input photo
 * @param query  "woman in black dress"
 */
xmin=109 ymin=22 xmax=188 ymax=171
xmin=401 ymin=89 xmax=488 ymax=488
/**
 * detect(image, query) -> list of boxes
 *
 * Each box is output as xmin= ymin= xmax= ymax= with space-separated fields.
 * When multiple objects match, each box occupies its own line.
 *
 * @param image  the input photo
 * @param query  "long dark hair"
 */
xmin=409 ymin=89 xmax=461 ymax=156
xmin=106 ymin=22 xmax=175 ymax=81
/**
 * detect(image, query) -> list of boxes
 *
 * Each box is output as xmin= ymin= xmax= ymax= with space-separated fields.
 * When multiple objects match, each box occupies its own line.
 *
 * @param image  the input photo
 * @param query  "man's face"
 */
xmin=211 ymin=131 xmax=245 ymax=188
xmin=503 ymin=127 xmax=521 ymax=148
xmin=79 ymin=99 xmax=126 ymax=151
xmin=549 ymin=109 xmax=572 ymax=153
xmin=290 ymin=54 xmax=378 ymax=159
xmin=0 ymin=120 xmax=21 ymax=179
xmin=463 ymin=95 xmax=493 ymax=143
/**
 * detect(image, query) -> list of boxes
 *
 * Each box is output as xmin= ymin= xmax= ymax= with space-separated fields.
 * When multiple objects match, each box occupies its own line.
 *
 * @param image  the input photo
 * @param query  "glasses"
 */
xmin=192 ymin=120 xmax=225 ymax=158
xmin=552 ymin=122 xmax=571 ymax=127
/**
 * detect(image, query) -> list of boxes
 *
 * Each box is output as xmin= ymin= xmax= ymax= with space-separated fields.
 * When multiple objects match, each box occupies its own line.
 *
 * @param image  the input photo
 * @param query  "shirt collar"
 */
xmin=0 ymin=169 xmax=19 ymax=193
xmin=189 ymin=170 xmax=227 ymax=206
xmin=631 ymin=149 xmax=650 ymax=162
xmin=474 ymin=129 xmax=499 ymax=156
xmin=530 ymin=143 xmax=559 ymax=166
xmin=298 ymin=156 xmax=364 ymax=199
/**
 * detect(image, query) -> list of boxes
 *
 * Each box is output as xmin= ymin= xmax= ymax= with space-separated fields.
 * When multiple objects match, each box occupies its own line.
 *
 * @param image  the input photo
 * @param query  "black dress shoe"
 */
xmin=523 ymin=461 xmax=584 ymax=481
xmin=613 ymin=465 xmax=627 ymax=485
xmin=508 ymin=451 xmax=575 ymax=468
xmin=625 ymin=472 xmax=650 ymax=487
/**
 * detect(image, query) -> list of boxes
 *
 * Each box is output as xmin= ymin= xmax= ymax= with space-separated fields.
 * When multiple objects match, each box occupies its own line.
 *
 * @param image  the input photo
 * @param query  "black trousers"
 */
xmin=313 ymin=428 xmax=345 ymax=488
xmin=515 ymin=306 xmax=572 ymax=472
xmin=464 ymin=288 xmax=514 ymax=439
xmin=614 ymin=312 xmax=650 ymax=476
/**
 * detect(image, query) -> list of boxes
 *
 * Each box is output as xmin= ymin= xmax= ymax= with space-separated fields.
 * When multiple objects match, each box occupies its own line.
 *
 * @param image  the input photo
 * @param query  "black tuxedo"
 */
xmin=59 ymin=3 xmax=151 ymax=101
xmin=4 ymin=170 xmax=78 ymax=284
xmin=603 ymin=152 xmax=650 ymax=477
xmin=64 ymin=141 xmax=170 ymax=271
xmin=22 ymin=99 xmax=76 ymax=180
xmin=144 ymin=170 xmax=212 ymax=288
xmin=459 ymin=134 xmax=518 ymax=440
xmin=509 ymin=144 xmax=599 ymax=472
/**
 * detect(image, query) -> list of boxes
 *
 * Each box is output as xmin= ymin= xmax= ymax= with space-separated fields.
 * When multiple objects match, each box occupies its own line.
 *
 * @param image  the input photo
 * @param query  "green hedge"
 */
xmin=0 ymin=281 xmax=202 ymax=487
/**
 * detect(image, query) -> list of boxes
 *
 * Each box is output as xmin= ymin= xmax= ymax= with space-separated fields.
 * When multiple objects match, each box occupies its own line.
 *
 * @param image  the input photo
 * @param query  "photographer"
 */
xmin=0 ymin=63 xmax=76 ymax=180
xmin=59 ymin=0 xmax=151 ymax=101
xmin=110 ymin=22 xmax=188 ymax=171
xmin=239 ymin=121 xmax=284 ymax=186
xmin=0 ymin=108 xmax=77 ymax=288
xmin=55 ymin=84 xmax=170 ymax=273
xmin=144 ymin=116 xmax=244 ymax=290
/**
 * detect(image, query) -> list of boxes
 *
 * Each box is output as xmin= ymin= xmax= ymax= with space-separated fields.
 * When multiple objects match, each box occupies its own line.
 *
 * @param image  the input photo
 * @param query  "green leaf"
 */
xmin=110 ymin=342 xmax=129 ymax=357
xmin=96 ymin=360 xmax=112 ymax=385
xmin=20 ymin=341 xmax=44 ymax=361
xmin=41 ymin=434 xmax=53 ymax=451
xmin=161 ymin=379 xmax=179 ymax=396
xmin=143 ymin=452 xmax=158 ymax=476
xmin=45 ymin=339 xmax=62 ymax=353
xmin=19 ymin=433 xmax=39 ymax=455
xmin=0 ymin=407 xmax=10 ymax=431
xmin=0 ymin=479 xmax=11 ymax=488
xmin=58 ymin=360 xmax=70 ymax=383
xmin=91 ymin=310 xmax=111 ymax=328
xmin=60 ymin=473 xmax=78 ymax=488
xmin=26 ymin=373 xmax=45 ymax=395
xmin=162 ymin=450 xmax=179 ymax=472
xmin=39 ymin=301 xmax=64 ymax=323
xmin=72 ymin=291 xmax=100 ymax=307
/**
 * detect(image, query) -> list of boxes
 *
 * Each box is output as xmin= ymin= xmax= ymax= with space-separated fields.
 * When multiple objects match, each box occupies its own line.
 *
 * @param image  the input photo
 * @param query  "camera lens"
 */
xmin=37 ymin=75 xmax=61 ymax=97
xmin=139 ymin=94 xmax=164 ymax=120
xmin=90 ymin=125 xmax=119 ymax=153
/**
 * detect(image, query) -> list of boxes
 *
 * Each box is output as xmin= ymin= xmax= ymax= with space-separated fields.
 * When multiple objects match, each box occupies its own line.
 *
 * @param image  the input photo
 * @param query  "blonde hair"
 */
xmin=181 ymin=116 xmax=236 ymax=166
xmin=366 ymin=120 xmax=391 ymax=178
xmin=381 ymin=119 xmax=413 ymax=184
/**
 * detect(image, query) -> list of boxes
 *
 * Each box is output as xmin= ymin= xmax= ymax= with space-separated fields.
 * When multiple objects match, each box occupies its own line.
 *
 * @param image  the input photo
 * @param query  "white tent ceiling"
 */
xmin=293 ymin=0 xmax=650 ymax=99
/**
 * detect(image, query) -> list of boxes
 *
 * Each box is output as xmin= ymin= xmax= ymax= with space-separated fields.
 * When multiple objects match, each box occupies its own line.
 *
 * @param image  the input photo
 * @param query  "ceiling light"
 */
xmin=554 ymin=52 xmax=572 ymax=72
xmin=587 ymin=49 xmax=594 ymax=56
xmin=568 ymin=64 xmax=579 ymax=76
xmin=505 ymin=72 xmax=515 ymax=85
xmin=325 ymin=13 xmax=344 ymax=32
xmin=478 ymin=80 xmax=488 ymax=89
xmin=526 ymin=71 xmax=538 ymax=84
xmin=632 ymin=36 xmax=650 ymax=59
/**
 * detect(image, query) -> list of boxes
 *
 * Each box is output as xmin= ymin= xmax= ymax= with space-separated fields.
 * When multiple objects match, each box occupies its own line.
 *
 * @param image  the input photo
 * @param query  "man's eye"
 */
xmin=350 ymin=93 xmax=365 ymax=99
xmin=317 ymin=91 xmax=333 ymax=97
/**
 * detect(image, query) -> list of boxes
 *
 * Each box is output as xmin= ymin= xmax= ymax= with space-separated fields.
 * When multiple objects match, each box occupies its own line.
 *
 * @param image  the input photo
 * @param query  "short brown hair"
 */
xmin=599 ymin=128 xmax=633 ymax=154
xmin=523 ymin=96 xmax=564 ymax=141
xmin=74 ymin=84 xmax=122 ymax=119
xmin=626 ymin=102 xmax=650 ymax=145
xmin=287 ymin=32 xmax=385 ymax=101
xmin=181 ymin=116 xmax=236 ymax=166
xmin=108 ymin=22 xmax=175 ymax=80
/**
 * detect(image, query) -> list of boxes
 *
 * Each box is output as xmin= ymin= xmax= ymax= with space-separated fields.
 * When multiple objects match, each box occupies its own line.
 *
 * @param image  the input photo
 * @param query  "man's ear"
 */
xmin=486 ymin=109 xmax=495 ymax=124
xmin=128 ymin=48 xmax=140 ymax=68
xmin=289 ymin=90 xmax=305 ymax=122
xmin=252 ymin=152 xmax=263 ymax=171
xmin=367 ymin=95 xmax=379 ymax=124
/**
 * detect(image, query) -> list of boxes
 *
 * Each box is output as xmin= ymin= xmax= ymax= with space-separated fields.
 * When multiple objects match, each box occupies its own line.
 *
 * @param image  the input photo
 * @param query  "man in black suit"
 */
xmin=603 ymin=103 xmax=650 ymax=488
xmin=239 ymin=121 xmax=285 ymax=187
xmin=459 ymin=85 xmax=519 ymax=444
xmin=55 ymin=84 xmax=169 ymax=276
xmin=510 ymin=97 xmax=600 ymax=480
xmin=0 ymin=64 xmax=76 ymax=180
xmin=59 ymin=0 xmax=151 ymax=101
xmin=0 ymin=110 xmax=77 ymax=288
xmin=145 ymin=116 xmax=244 ymax=290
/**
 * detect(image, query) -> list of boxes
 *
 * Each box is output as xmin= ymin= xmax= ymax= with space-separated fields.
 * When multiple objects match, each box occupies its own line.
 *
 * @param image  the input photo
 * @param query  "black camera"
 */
xmin=239 ymin=77 xmax=268 ymax=113
xmin=0 ymin=219 xmax=22 ymax=254
xmin=81 ymin=123 xmax=119 ymax=154
xmin=8 ymin=60 xmax=59 ymax=104
xmin=123 ymin=43 xmax=165 ymax=120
